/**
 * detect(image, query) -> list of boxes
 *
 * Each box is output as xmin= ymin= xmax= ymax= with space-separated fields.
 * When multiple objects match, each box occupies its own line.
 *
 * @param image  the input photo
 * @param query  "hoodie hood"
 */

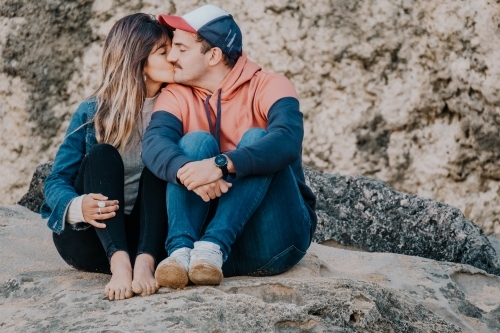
xmin=191 ymin=52 xmax=261 ymax=149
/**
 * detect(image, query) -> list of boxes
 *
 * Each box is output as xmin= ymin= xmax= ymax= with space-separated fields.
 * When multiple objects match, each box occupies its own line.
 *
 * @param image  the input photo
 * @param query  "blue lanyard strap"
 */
xmin=203 ymin=89 xmax=222 ymax=151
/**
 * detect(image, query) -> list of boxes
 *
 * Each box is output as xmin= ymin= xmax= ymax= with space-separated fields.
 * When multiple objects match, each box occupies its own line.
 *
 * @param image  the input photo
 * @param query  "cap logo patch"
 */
xmin=227 ymin=32 xmax=236 ymax=48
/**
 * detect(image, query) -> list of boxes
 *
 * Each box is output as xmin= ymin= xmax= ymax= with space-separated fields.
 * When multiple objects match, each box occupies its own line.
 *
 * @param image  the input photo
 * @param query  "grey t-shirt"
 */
xmin=65 ymin=96 xmax=158 ymax=224
xmin=120 ymin=96 xmax=156 ymax=214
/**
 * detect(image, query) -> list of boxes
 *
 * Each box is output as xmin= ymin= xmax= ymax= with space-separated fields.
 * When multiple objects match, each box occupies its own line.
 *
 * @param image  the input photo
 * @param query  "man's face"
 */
xmin=167 ymin=30 xmax=209 ymax=86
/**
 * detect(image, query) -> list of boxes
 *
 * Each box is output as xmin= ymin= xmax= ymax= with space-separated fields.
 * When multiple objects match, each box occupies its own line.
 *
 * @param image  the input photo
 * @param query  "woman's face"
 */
xmin=143 ymin=38 xmax=174 ymax=85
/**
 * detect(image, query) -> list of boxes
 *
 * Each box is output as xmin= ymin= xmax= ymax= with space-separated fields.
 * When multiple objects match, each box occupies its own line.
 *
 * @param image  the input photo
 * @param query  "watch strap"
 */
xmin=215 ymin=154 xmax=229 ymax=179
xmin=219 ymin=164 xmax=229 ymax=179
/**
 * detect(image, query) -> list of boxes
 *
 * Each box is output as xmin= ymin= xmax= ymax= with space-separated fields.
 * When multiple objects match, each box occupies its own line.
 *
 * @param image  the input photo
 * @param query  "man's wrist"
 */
xmin=222 ymin=154 xmax=235 ymax=173
xmin=214 ymin=154 xmax=229 ymax=178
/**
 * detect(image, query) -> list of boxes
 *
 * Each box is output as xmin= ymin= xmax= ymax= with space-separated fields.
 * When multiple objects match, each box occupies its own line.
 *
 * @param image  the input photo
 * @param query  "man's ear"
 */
xmin=208 ymin=47 xmax=224 ymax=66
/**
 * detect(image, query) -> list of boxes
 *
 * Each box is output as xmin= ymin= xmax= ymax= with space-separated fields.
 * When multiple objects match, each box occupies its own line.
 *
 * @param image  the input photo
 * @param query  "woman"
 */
xmin=41 ymin=13 xmax=174 ymax=300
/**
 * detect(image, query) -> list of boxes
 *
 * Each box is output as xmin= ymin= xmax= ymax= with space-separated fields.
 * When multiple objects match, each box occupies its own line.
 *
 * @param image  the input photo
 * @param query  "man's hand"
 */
xmin=192 ymin=179 xmax=232 ymax=202
xmin=178 ymin=158 xmax=222 ymax=190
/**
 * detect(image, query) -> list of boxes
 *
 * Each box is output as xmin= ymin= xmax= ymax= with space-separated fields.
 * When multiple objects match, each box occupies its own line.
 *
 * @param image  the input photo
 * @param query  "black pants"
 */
xmin=52 ymin=144 xmax=168 ymax=274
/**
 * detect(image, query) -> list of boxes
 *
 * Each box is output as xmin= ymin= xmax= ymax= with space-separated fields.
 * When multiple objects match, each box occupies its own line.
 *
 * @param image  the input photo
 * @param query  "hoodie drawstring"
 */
xmin=204 ymin=89 xmax=222 ymax=151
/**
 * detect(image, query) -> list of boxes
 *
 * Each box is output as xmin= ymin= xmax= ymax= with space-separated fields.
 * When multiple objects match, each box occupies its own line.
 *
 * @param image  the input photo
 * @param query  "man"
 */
xmin=142 ymin=4 xmax=316 ymax=288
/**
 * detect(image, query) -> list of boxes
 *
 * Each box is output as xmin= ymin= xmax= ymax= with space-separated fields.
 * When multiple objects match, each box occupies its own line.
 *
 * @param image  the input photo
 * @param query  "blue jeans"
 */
xmin=166 ymin=129 xmax=312 ymax=277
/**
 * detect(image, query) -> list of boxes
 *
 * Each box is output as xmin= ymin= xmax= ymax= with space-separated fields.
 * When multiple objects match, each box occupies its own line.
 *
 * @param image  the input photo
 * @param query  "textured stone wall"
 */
xmin=1 ymin=0 xmax=500 ymax=236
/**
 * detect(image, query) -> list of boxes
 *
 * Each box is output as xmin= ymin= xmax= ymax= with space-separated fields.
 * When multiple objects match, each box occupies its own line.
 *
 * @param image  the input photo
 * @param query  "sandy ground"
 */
xmin=1 ymin=205 xmax=499 ymax=332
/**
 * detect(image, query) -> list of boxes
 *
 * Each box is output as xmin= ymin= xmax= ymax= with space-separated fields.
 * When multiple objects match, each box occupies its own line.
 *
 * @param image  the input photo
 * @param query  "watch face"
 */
xmin=215 ymin=154 xmax=227 ymax=167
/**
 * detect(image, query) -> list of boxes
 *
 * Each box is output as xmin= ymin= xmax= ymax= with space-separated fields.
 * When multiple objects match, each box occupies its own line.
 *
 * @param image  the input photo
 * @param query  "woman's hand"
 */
xmin=82 ymin=193 xmax=119 ymax=228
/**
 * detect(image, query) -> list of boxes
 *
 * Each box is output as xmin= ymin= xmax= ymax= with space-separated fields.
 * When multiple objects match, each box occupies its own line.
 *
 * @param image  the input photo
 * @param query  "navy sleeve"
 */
xmin=225 ymin=97 xmax=303 ymax=178
xmin=142 ymin=111 xmax=193 ymax=184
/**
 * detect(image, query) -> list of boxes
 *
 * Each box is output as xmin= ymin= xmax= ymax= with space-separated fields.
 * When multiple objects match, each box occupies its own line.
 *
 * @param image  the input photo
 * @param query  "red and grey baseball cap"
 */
xmin=158 ymin=4 xmax=242 ymax=61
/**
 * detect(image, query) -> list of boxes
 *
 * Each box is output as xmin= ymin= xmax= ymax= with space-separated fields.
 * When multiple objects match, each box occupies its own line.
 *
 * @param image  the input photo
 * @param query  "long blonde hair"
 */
xmin=92 ymin=13 xmax=173 ymax=151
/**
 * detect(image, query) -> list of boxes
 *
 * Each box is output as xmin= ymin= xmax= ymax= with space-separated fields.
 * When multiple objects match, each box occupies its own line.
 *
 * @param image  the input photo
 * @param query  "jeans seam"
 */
xmin=288 ymin=167 xmax=312 ymax=226
xmin=167 ymin=183 xmax=211 ymax=254
xmin=196 ymin=201 xmax=212 ymax=239
xmin=237 ymin=174 xmax=273 ymax=230
xmin=256 ymin=245 xmax=306 ymax=273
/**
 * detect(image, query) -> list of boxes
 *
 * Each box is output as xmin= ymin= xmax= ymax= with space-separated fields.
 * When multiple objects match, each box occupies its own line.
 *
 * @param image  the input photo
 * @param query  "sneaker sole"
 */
xmin=155 ymin=260 xmax=188 ymax=289
xmin=188 ymin=262 xmax=223 ymax=285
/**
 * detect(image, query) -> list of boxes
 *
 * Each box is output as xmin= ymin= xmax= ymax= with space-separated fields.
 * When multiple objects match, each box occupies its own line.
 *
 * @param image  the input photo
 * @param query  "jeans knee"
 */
xmin=238 ymin=128 xmax=267 ymax=147
xmin=87 ymin=143 xmax=123 ymax=169
xmin=178 ymin=131 xmax=219 ymax=159
xmin=88 ymin=143 xmax=119 ymax=157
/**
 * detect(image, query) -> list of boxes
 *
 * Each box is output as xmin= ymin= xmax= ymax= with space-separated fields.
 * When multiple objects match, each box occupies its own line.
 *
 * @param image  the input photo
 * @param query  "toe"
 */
xmin=125 ymin=287 xmax=134 ymax=299
xmin=108 ymin=289 xmax=115 ymax=301
xmin=116 ymin=288 xmax=124 ymax=300
xmin=132 ymin=281 xmax=143 ymax=295
xmin=138 ymin=283 xmax=147 ymax=296
xmin=142 ymin=284 xmax=150 ymax=296
xmin=152 ymin=282 xmax=159 ymax=293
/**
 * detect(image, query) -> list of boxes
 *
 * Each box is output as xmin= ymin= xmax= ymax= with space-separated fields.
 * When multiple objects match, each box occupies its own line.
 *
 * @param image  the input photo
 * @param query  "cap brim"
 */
xmin=158 ymin=15 xmax=197 ymax=33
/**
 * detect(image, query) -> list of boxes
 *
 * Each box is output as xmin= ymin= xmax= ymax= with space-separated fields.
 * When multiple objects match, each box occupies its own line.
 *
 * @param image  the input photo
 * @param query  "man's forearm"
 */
xmin=142 ymin=111 xmax=193 ymax=184
xmin=222 ymin=154 xmax=235 ymax=173
xmin=224 ymin=97 xmax=303 ymax=178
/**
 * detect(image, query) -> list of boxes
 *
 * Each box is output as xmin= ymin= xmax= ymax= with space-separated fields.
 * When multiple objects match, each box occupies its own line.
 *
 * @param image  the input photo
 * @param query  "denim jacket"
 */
xmin=40 ymin=97 xmax=98 ymax=234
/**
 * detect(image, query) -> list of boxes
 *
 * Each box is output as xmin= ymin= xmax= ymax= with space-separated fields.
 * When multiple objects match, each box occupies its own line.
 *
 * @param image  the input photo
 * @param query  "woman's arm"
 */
xmin=42 ymin=100 xmax=91 ymax=233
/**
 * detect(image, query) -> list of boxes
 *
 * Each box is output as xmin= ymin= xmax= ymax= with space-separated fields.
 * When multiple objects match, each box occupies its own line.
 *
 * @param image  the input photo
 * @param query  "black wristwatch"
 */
xmin=214 ymin=154 xmax=229 ymax=179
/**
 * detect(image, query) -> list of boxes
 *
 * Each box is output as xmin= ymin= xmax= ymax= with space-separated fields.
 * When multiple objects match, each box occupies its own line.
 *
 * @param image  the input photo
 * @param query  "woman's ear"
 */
xmin=208 ymin=47 xmax=224 ymax=66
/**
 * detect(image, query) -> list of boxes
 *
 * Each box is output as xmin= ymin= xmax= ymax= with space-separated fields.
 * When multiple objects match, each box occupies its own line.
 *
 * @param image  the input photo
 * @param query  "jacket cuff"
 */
xmin=66 ymin=194 xmax=86 ymax=224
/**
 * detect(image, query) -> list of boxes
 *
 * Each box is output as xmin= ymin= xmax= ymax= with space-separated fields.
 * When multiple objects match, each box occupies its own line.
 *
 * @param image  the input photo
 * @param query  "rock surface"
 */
xmin=17 ymin=162 xmax=53 ymax=213
xmin=2 ymin=0 xmax=500 ymax=237
xmin=19 ymin=162 xmax=500 ymax=277
xmin=1 ymin=205 xmax=500 ymax=332
xmin=304 ymin=167 xmax=500 ymax=276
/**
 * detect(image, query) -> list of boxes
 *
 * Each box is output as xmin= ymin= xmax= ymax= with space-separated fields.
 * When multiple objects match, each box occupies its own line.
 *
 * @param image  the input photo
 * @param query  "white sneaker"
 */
xmin=188 ymin=241 xmax=223 ymax=285
xmin=155 ymin=247 xmax=190 ymax=289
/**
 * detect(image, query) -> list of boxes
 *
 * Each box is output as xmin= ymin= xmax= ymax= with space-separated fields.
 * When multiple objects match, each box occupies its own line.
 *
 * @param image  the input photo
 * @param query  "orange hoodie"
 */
xmin=153 ymin=53 xmax=298 ymax=152
xmin=143 ymin=53 xmax=317 ymax=230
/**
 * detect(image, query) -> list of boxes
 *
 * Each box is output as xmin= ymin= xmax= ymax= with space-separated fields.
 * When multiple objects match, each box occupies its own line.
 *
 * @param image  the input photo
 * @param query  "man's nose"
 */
xmin=167 ymin=50 xmax=177 ymax=63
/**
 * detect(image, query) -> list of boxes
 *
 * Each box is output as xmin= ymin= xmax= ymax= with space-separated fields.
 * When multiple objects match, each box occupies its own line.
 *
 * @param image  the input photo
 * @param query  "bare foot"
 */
xmin=132 ymin=253 xmax=160 ymax=296
xmin=104 ymin=251 xmax=133 ymax=301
